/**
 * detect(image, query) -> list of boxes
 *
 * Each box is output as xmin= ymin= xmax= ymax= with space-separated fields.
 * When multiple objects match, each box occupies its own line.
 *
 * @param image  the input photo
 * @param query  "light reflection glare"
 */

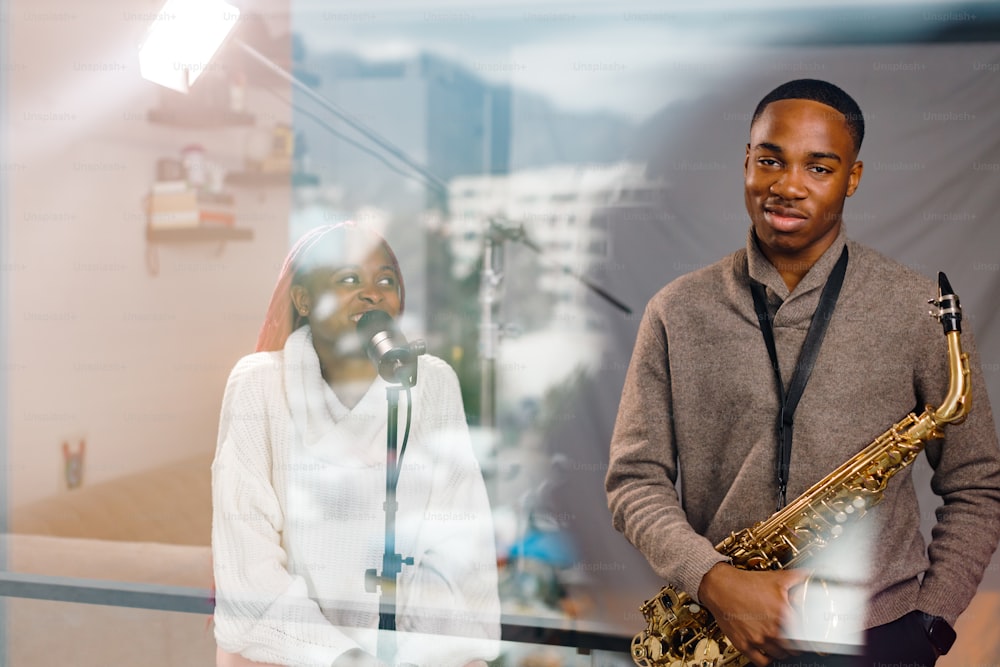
xmin=783 ymin=520 xmax=873 ymax=656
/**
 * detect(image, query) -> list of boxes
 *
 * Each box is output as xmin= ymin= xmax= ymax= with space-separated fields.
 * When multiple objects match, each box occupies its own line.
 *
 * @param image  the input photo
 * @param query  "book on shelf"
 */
xmin=198 ymin=208 xmax=236 ymax=227
xmin=147 ymin=188 xmax=199 ymax=228
xmin=146 ymin=182 xmax=237 ymax=230
xmin=148 ymin=189 xmax=197 ymax=210
xmin=150 ymin=180 xmax=190 ymax=194
xmin=149 ymin=210 xmax=200 ymax=228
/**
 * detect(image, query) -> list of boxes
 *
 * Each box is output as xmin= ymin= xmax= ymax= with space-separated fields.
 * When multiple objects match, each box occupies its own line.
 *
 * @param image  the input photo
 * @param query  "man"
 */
xmin=605 ymin=79 xmax=1000 ymax=666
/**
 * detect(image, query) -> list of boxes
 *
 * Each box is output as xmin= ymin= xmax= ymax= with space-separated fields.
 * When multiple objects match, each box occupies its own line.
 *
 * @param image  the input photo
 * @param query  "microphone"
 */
xmin=356 ymin=310 xmax=426 ymax=386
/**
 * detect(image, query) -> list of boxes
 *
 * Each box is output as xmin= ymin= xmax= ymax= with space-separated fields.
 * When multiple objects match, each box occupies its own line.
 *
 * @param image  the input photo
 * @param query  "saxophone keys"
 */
xmin=630 ymin=634 xmax=654 ymax=666
xmin=693 ymin=637 xmax=722 ymax=663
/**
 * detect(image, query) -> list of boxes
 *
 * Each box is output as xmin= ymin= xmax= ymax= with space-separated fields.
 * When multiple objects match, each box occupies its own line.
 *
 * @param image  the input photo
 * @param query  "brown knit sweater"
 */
xmin=606 ymin=225 xmax=1000 ymax=628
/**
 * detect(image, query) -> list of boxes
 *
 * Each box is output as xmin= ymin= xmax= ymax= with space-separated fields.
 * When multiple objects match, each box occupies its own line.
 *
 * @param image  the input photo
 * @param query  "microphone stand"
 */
xmin=363 ymin=338 xmax=422 ymax=666
xmin=478 ymin=226 xmax=505 ymax=431
xmin=365 ymin=382 xmax=413 ymax=666
xmin=477 ymin=218 xmax=632 ymax=430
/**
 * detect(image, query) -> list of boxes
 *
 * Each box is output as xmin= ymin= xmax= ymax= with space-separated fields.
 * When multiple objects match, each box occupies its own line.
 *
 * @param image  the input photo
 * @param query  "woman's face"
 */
xmin=293 ymin=241 xmax=402 ymax=353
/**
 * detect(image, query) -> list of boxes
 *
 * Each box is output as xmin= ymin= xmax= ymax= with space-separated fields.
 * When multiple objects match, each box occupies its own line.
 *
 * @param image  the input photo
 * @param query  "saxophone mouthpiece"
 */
xmin=938 ymin=272 xmax=954 ymax=298
xmin=934 ymin=271 xmax=962 ymax=334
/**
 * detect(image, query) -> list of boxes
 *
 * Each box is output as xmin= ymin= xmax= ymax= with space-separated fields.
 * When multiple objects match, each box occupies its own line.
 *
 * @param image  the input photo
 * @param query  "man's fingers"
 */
xmin=760 ymin=641 xmax=790 ymax=661
xmin=749 ymin=646 xmax=772 ymax=667
xmin=782 ymin=568 xmax=812 ymax=589
xmin=783 ymin=569 xmax=813 ymax=609
xmin=788 ymin=580 xmax=807 ymax=609
xmin=751 ymin=641 xmax=791 ymax=666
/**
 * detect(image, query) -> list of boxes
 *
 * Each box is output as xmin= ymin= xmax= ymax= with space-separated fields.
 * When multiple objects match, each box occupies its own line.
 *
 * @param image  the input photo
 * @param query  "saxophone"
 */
xmin=631 ymin=273 xmax=972 ymax=667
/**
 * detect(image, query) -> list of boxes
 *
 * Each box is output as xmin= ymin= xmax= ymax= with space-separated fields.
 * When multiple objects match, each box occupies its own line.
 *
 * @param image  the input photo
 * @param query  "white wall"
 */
xmin=6 ymin=0 xmax=293 ymax=505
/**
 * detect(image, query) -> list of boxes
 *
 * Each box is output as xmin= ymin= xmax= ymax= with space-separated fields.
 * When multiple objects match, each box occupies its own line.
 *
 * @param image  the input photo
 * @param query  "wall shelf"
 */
xmin=146 ymin=226 xmax=254 ymax=243
xmin=147 ymin=108 xmax=256 ymax=128
xmin=225 ymin=171 xmax=319 ymax=187
xmin=144 ymin=226 xmax=254 ymax=276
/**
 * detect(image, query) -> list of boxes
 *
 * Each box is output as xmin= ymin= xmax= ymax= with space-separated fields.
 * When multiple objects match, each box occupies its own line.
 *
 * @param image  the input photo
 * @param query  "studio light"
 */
xmin=138 ymin=0 xmax=241 ymax=93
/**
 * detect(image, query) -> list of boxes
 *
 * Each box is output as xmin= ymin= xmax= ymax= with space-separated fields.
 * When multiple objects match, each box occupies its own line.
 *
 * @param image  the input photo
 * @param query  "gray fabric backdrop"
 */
xmin=544 ymin=41 xmax=1000 ymax=631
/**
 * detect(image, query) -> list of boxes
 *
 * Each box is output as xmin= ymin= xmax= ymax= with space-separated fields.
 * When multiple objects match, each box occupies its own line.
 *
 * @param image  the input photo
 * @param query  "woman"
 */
xmin=212 ymin=223 xmax=500 ymax=667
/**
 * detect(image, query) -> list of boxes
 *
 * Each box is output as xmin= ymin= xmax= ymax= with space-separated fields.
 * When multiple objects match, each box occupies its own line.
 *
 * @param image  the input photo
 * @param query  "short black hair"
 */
xmin=752 ymin=79 xmax=865 ymax=154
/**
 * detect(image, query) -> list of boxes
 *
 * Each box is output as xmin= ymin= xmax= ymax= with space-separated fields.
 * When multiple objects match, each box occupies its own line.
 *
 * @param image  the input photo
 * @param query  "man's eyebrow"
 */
xmin=753 ymin=142 xmax=842 ymax=162
xmin=754 ymin=142 xmax=783 ymax=153
xmin=809 ymin=151 xmax=842 ymax=162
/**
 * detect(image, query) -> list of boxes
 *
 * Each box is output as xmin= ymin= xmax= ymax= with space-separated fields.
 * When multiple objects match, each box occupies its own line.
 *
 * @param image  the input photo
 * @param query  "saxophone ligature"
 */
xmin=630 ymin=273 xmax=971 ymax=667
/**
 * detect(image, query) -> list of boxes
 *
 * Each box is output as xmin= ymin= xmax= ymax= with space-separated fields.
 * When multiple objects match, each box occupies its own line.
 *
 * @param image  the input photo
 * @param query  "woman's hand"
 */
xmin=332 ymin=649 xmax=386 ymax=667
xmin=216 ymin=646 xmax=284 ymax=667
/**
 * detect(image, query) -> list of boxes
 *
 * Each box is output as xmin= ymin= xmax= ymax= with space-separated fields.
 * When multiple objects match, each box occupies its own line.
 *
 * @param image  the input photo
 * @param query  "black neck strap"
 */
xmin=750 ymin=246 xmax=849 ymax=511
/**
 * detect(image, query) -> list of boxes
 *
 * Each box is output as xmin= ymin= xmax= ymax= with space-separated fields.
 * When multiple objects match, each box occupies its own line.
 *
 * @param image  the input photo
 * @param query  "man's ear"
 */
xmin=744 ymin=144 xmax=751 ymax=174
xmin=290 ymin=284 xmax=311 ymax=316
xmin=846 ymin=159 xmax=864 ymax=197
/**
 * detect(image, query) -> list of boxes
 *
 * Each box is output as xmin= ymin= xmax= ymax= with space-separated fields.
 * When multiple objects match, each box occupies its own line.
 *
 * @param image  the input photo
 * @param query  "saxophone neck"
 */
xmin=930 ymin=272 xmax=971 ymax=425
xmin=936 ymin=332 xmax=970 ymax=424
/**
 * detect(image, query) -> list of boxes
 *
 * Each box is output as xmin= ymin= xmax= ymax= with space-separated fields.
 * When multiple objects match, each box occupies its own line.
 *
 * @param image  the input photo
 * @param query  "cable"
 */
xmin=240 ymin=41 xmax=450 ymax=195
xmin=261 ymin=84 xmax=448 ymax=197
xmin=397 ymin=385 xmax=413 ymax=473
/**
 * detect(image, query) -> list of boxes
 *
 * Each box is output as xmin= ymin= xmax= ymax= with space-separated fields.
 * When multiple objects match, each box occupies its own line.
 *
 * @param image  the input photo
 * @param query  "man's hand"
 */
xmin=697 ymin=563 xmax=808 ymax=667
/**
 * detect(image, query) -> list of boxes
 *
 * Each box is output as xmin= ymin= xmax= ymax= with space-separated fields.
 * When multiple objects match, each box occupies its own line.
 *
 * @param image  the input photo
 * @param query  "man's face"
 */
xmin=744 ymin=98 xmax=863 ymax=267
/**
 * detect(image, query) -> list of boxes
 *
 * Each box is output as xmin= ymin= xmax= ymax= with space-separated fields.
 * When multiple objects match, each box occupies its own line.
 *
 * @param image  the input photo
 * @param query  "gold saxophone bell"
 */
xmin=630 ymin=272 xmax=972 ymax=667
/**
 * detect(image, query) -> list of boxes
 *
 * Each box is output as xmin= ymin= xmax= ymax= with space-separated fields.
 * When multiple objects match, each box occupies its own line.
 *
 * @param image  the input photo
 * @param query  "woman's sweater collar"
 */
xmin=283 ymin=325 xmax=388 ymax=463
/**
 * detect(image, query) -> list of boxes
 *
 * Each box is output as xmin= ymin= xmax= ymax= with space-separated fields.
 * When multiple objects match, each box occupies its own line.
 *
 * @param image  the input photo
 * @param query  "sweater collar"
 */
xmin=746 ymin=224 xmax=848 ymax=301
xmin=283 ymin=325 xmax=388 ymax=464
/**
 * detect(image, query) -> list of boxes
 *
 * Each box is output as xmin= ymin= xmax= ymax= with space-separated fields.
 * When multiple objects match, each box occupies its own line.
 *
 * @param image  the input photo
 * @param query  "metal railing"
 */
xmin=0 ymin=570 xmax=632 ymax=663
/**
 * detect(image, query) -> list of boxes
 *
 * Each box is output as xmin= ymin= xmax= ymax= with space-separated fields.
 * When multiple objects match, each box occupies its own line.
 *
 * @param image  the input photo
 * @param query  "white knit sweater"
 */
xmin=212 ymin=326 xmax=501 ymax=667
